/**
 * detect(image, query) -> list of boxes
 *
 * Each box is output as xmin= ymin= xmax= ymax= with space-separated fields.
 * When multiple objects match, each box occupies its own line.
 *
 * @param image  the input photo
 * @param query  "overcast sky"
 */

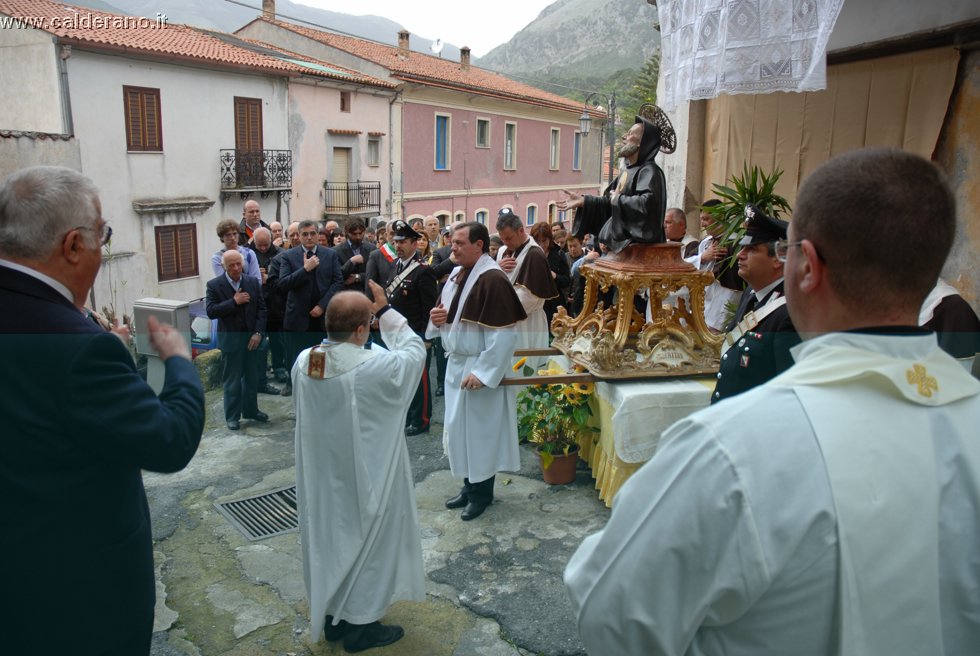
xmin=300 ymin=0 xmax=557 ymax=57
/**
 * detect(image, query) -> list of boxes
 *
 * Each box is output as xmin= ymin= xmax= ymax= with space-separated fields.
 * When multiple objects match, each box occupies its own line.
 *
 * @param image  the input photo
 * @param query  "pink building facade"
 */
xmin=400 ymin=99 xmax=601 ymax=228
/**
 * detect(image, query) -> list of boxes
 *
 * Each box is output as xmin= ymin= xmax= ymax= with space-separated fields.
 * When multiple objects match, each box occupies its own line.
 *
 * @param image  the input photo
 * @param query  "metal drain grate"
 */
xmin=214 ymin=485 xmax=299 ymax=541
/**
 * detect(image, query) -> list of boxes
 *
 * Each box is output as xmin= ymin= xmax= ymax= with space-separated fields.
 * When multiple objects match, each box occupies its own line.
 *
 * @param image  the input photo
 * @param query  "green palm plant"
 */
xmin=703 ymin=164 xmax=792 ymax=247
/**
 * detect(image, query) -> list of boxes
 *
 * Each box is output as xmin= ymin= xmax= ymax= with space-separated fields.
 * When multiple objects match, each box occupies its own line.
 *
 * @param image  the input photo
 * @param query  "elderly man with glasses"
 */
xmin=711 ymin=204 xmax=801 ymax=403
xmin=0 ymin=166 xmax=204 ymax=655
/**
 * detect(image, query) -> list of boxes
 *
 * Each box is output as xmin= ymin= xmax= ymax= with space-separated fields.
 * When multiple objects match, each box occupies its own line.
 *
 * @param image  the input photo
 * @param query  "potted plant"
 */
xmin=515 ymin=360 xmax=599 ymax=484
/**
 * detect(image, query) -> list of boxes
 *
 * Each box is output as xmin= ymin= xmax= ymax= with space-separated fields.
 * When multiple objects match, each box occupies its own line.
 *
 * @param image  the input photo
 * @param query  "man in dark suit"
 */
xmin=334 ymin=217 xmax=376 ymax=293
xmin=277 ymin=219 xmax=344 ymax=394
xmin=0 ymin=166 xmax=204 ymax=656
xmin=365 ymin=228 xmax=396 ymax=290
xmin=428 ymin=222 xmax=460 ymax=281
xmin=712 ymin=204 xmax=800 ymax=403
xmin=386 ymin=220 xmax=438 ymax=435
xmin=250 ymin=226 xmax=283 ymax=392
xmin=207 ymin=249 xmax=269 ymax=430
xmin=364 ymin=227 xmax=397 ymax=349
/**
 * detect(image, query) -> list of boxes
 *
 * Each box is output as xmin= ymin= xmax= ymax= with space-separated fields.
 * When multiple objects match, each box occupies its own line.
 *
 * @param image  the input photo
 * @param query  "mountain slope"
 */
xmin=478 ymin=0 xmax=659 ymax=82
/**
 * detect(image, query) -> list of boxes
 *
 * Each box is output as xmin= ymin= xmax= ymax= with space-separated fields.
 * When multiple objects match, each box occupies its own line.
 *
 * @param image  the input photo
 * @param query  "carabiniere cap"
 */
xmin=390 ymin=220 xmax=421 ymax=241
xmin=739 ymin=204 xmax=788 ymax=246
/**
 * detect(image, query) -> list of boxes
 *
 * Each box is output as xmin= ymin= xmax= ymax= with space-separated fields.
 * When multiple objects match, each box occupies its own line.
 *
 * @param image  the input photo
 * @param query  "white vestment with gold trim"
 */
xmin=565 ymin=332 xmax=980 ymax=655
xmin=293 ymin=310 xmax=425 ymax=640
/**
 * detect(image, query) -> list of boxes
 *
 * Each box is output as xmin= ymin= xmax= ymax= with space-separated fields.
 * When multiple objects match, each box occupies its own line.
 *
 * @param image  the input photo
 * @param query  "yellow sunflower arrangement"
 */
xmin=516 ymin=362 xmax=599 ymax=470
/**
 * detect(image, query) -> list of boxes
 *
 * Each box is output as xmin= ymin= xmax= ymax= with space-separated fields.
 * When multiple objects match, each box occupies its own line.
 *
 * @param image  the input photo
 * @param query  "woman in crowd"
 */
xmin=417 ymin=232 xmax=433 ymax=262
xmin=529 ymin=222 xmax=570 ymax=330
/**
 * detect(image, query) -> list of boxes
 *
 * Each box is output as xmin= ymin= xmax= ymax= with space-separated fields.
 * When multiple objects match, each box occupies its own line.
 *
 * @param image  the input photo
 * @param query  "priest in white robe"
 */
xmin=494 ymin=208 xmax=558 ymax=364
xmin=565 ymin=148 xmax=980 ymax=655
xmin=427 ymin=222 xmax=527 ymax=521
xmin=294 ymin=281 xmax=425 ymax=652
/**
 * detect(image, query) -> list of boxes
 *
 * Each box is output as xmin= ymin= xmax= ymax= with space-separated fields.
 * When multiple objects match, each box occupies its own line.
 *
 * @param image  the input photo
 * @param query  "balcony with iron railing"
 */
xmin=219 ymin=149 xmax=292 ymax=199
xmin=323 ymin=181 xmax=381 ymax=216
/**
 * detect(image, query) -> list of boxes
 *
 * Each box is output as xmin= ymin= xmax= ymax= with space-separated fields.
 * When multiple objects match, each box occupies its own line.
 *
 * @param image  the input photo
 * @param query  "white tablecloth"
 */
xmin=596 ymin=377 xmax=714 ymax=463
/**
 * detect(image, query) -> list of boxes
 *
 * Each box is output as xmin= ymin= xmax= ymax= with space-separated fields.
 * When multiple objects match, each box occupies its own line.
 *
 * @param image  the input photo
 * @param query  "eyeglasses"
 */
xmin=774 ymin=238 xmax=825 ymax=263
xmin=773 ymin=239 xmax=800 ymax=262
xmin=300 ymin=231 xmax=318 ymax=238
xmin=75 ymin=223 xmax=112 ymax=246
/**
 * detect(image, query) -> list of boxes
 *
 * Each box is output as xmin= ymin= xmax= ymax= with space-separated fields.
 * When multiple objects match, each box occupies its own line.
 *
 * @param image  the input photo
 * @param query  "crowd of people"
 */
xmin=4 ymin=142 xmax=980 ymax=655
xmin=207 ymin=202 xmax=604 ymax=435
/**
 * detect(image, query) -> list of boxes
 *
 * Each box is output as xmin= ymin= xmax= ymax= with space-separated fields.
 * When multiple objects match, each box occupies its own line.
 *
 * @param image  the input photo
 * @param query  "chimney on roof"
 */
xmin=262 ymin=0 xmax=275 ymax=20
xmin=398 ymin=30 xmax=410 ymax=53
xmin=460 ymin=46 xmax=471 ymax=70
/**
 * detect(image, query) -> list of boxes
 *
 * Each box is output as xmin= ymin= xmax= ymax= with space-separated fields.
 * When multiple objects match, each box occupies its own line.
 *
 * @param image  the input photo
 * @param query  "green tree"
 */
xmin=620 ymin=50 xmax=661 ymax=121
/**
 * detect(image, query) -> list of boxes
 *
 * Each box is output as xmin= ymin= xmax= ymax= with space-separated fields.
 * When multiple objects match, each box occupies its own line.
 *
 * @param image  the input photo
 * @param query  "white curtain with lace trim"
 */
xmin=658 ymin=0 xmax=845 ymax=110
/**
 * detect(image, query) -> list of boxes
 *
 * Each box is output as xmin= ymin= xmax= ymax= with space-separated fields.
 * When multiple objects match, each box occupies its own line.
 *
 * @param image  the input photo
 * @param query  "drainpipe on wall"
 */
xmin=388 ymin=89 xmax=402 ymax=219
xmin=58 ymin=44 xmax=74 ymax=136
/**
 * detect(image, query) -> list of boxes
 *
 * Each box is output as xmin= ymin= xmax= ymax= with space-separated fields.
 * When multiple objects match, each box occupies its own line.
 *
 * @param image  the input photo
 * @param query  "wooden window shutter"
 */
xmin=124 ymin=88 xmax=143 ymax=149
xmin=156 ymin=227 xmax=177 ymax=280
xmin=235 ymin=101 xmax=249 ymax=150
xmin=123 ymin=86 xmax=162 ymax=151
xmin=143 ymin=91 xmax=161 ymax=150
xmin=155 ymin=224 xmax=198 ymax=282
xmin=234 ymin=97 xmax=263 ymax=152
xmin=176 ymin=225 xmax=197 ymax=275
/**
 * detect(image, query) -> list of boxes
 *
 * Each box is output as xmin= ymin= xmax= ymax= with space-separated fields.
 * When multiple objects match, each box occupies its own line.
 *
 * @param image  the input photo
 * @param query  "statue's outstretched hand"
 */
xmin=558 ymin=189 xmax=584 ymax=211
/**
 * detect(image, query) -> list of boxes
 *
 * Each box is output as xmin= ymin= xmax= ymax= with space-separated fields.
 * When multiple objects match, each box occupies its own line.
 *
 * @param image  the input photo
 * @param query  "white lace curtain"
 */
xmin=658 ymin=0 xmax=845 ymax=110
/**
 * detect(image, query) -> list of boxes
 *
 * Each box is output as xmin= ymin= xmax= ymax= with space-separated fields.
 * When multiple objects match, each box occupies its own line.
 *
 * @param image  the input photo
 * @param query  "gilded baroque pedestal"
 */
xmin=551 ymin=243 xmax=723 ymax=379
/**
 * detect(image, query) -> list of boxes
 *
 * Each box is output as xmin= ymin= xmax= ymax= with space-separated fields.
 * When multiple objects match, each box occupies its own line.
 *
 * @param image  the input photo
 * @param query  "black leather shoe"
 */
xmin=244 ymin=411 xmax=269 ymax=422
xmin=323 ymin=615 xmax=350 ymax=642
xmin=445 ymin=493 xmax=468 ymax=509
xmin=435 ymin=386 xmax=445 ymax=397
xmin=343 ymin=622 xmax=404 ymax=653
xmin=274 ymin=369 xmax=289 ymax=383
xmin=461 ymin=501 xmax=489 ymax=521
xmin=405 ymin=424 xmax=429 ymax=436
xmin=258 ymin=384 xmax=280 ymax=395
xmin=226 ymin=420 xmax=240 ymax=431
xmin=280 ymin=385 xmax=292 ymax=397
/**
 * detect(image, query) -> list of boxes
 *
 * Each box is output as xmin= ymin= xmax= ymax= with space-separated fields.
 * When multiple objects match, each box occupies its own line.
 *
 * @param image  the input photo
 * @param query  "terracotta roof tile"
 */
xmin=259 ymin=18 xmax=594 ymax=115
xmin=0 ymin=0 xmax=394 ymax=88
